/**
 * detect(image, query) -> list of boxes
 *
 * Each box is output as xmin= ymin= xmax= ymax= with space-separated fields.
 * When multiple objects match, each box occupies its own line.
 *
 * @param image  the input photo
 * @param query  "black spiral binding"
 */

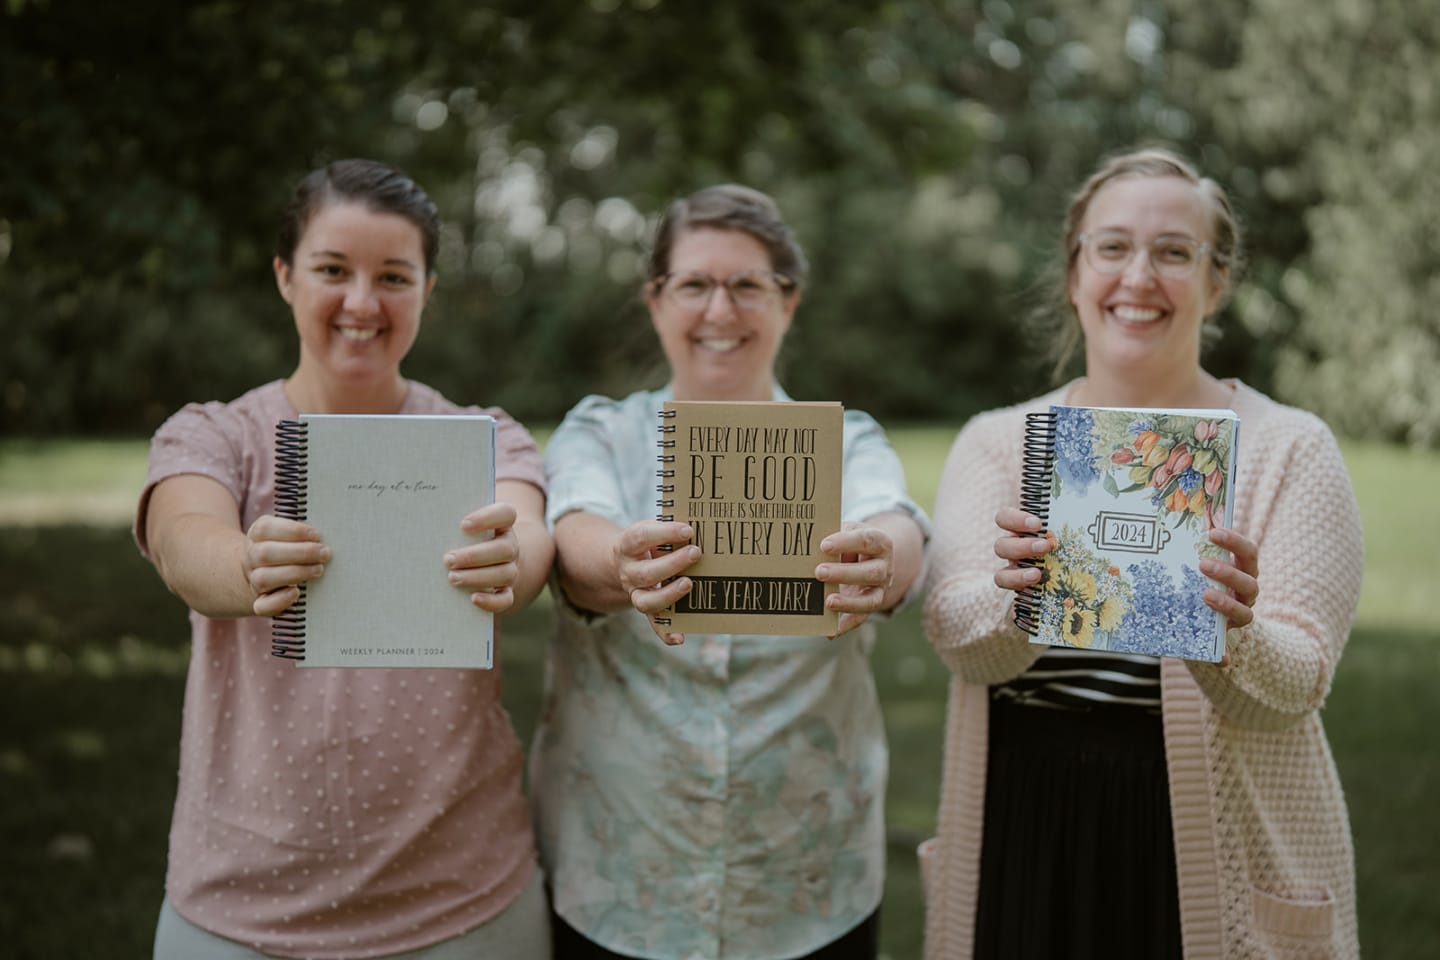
xmin=1012 ymin=410 xmax=1057 ymax=635
xmin=271 ymin=420 xmax=309 ymax=660
xmin=654 ymin=408 xmax=678 ymax=626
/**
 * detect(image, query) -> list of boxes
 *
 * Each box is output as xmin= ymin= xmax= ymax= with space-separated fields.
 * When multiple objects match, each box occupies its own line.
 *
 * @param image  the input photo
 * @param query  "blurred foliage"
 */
xmin=2 ymin=0 xmax=1436 ymax=443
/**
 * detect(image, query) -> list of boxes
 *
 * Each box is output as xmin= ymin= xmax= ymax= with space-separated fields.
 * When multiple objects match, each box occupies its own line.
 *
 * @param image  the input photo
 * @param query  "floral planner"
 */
xmin=1013 ymin=405 xmax=1241 ymax=662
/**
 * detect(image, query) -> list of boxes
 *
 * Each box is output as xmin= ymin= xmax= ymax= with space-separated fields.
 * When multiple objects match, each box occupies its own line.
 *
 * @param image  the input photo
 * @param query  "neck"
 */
xmin=284 ymin=366 xmax=408 ymax=415
xmin=1071 ymin=365 xmax=1232 ymax=410
xmin=672 ymin=377 xmax=777 ymax=403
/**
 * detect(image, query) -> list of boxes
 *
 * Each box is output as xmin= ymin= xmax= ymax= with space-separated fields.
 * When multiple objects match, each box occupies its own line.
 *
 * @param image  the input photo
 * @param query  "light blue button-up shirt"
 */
xmin=530 ymin=385 xmax=929 ymax=960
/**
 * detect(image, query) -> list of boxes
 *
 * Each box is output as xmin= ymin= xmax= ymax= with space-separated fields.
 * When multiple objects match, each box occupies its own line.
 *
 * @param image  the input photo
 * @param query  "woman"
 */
xmin=922 ymin=147 xmax=1363 ymax=958
xmin=530 ymin=184 xmax=929 ymax=960
xmin=135 ymin=159 xmax=554 ymax=958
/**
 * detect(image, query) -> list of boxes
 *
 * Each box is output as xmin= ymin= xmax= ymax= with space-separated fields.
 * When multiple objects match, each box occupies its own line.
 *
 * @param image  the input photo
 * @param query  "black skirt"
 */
xmin=973 ymin=696 xmax=1183 ymax=960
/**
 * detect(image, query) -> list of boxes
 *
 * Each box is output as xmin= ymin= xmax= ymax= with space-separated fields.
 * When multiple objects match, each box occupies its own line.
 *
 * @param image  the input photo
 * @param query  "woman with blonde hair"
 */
xmin=923 ymin=147 xmax=1362 ymax=959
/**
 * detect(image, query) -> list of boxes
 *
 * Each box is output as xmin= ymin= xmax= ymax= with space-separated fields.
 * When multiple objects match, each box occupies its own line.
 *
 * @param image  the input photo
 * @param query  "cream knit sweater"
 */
xmin=922 ymin=381 xmax=1363 ymax=959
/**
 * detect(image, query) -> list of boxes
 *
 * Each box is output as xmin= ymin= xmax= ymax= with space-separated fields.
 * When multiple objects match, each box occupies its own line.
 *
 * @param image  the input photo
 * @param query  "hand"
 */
xmin=446 ymin=502 xmax=523 ymax=614
xmin=991 ymin=508 xmax=1054 ymax=593
xmin=817 ymin=522 xmax=895 ymax=639
xmin=1200 ymin=525 xmax=1260 ymax=637
xmin=614 ymin=520 xmax=701 ymax=646
xmin=243 ymin=515 xmax=331 ymax=617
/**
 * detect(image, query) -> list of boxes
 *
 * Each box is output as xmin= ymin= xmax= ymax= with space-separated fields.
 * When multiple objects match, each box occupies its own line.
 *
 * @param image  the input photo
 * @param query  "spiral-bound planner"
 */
xmin=656 ymin=400 xmax=843 ymax=635
xmin=271 ymin=414 xmax=496 ymax=668
xmin=1013 ymin=404 xmax=1240 ymax=662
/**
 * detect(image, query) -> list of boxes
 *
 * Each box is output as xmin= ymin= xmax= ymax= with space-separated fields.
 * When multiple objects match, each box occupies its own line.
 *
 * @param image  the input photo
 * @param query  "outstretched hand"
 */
xmin=1201 ymin=525 xmax=1260 ymax=647
xmin=991 ymin=507 xmax=1053 ymax=594
xmin=817 ymin=522 xmax=895 ymax=639
xmin=614 ymin=520 xmax=702 ymax=646
xmin=446 ymin=502 xmax=524 ymax=614
xmin=243 ymin=515 xmax=331 ymax=617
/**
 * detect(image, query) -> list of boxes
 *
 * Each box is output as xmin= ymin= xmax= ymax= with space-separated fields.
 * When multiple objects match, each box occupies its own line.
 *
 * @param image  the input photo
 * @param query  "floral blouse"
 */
xmin=530 ymin=385 xmax=928 ymax=960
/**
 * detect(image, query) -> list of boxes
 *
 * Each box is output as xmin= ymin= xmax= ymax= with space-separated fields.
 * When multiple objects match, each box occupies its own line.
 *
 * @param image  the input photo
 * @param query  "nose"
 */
xmin=343 ymin=279 xmax=381 ymax=316
xmin=1120 ymin=248 xmax=1158 ymax=287
xmin=703 ymin=282 xmax=739 ymax=320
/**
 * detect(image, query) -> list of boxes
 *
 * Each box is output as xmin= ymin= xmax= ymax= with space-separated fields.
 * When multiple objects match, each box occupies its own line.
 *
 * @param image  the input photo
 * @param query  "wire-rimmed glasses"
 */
xmin=653 ymin=270 xmax=796 ymax=313
xmin=1078 ymin=230 xmax=1212 ymax=279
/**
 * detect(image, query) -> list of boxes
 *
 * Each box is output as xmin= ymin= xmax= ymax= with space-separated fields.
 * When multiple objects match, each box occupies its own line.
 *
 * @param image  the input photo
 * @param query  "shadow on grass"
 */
xmin=2 ymin=526 xmax=1434 ymax=959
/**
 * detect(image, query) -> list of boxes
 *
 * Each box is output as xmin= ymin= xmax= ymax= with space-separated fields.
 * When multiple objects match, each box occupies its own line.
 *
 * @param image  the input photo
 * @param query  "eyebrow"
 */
xmin=1092 ymin=229 xmax=1199 ymax=242
xmin=307 ymin=250 xmax=420 ymax=270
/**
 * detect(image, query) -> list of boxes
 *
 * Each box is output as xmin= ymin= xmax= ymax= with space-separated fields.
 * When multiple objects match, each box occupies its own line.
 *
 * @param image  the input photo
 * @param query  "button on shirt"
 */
xmin=531 ymin=386 xmax=928 ymax=960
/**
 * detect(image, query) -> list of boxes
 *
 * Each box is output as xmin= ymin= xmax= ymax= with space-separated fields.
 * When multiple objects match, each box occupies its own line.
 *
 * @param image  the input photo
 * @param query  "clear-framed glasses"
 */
xmin=1078 ymin=230 xmax=1212 ymax=279
xmin=655 ymin=270 xmax=795 ymax=313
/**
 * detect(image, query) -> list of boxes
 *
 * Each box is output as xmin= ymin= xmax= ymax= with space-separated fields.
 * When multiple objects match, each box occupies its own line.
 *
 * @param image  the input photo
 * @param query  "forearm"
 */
xmin=867 ymin=510 xmax=925 ymax=612
xmin=150 ymin=512 xmax=258 ymax=619
xmin=1184 ymin=424 xmax=1364 ymax=729
xmin=504 ymin=517 xmax=554 ymax=614
xmin=923 ymin=413 xmax=1044 ymax=680
xmin=553 ymin=512 xmax=632 ymax=614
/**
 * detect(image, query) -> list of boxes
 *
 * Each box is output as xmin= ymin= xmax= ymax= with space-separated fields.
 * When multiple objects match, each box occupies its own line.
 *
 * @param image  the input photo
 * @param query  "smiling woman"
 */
xmin=531 ymin=184 xmax=929 ymax=960
xmin=922 ymin=147 xmax=1363 ymax=960
xmin=131 ymin=159 xmax=555 ymax=959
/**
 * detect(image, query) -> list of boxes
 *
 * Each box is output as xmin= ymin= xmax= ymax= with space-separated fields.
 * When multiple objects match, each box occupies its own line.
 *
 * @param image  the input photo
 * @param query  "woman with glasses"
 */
xmin=530 ymin=184 xmax=929 ymax=960
xmin=921 ymin=147 xmax=1362 ymax=958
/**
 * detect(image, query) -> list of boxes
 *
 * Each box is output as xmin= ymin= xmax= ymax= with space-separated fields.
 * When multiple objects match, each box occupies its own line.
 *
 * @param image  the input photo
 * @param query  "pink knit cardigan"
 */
xmin=922 ymin=381 xmax=1363 ymax=959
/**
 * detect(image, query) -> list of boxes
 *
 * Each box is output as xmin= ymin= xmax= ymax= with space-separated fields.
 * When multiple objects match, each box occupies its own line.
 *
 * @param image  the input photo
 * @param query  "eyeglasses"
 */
xmin=1078 ymin=230 xmax=1212 ymax=279
xmin=654 ymin=270 xmax=795 ymax=313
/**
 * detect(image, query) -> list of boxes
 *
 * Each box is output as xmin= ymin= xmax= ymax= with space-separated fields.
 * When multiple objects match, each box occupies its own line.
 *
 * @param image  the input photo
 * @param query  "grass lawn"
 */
xmin=1 ymin=432 xmax=1436 ymax=959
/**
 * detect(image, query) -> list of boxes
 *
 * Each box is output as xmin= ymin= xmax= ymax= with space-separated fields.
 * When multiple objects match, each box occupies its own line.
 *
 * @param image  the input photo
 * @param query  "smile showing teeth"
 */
xmin=337 ymin=326 xmax=380 ymax=342
xmin=1110 ymin=305 xmax=1163 ymax=323
xmin=698 ymin=338 xmax=742 ymax=353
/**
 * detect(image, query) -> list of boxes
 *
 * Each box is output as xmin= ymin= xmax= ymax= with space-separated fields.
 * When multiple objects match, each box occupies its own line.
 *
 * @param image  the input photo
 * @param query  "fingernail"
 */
xmin=680 ymin=525 xmax=693 ymax=539
xmin=820 ymin=539 xmax=834 ymax=553
xmin=1032 ymin=539 xmax=1050 ymax=554
xmin=444 ymin=552 xmax=457 ymax=567
xmin=448 ymin=572 xmax=461 ymax=584
xmin=815 ymin=565 xmax=829 ymax=581
xmin=1025 ymin=515 xmax=1042 ymax=531
xmin=1025 ymin=567 xmax=1041 ymax=582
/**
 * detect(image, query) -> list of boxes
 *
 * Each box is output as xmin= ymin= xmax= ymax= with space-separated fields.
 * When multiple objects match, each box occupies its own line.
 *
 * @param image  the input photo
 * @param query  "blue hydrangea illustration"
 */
xmin=1112 ymin=560 xmax=1180 ymax=654
xmin=1127 ymin=418 xmax=1155 ymax=435
xmin=1053 ymin=406 xmax=1100 ymax=495
xmin=1111 ymin=560 xmax=1221 ymax=659
xmin=1177 ymin=468 xmax=1203 ymax=495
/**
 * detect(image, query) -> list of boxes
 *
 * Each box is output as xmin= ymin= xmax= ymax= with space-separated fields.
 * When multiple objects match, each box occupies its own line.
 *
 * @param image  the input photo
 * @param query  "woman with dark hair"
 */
xmin=136 ymin=159 xmax=554 ymax=958
xmin=530 ymin=184 xmax=929 ymax=960
xmin=922 ymin=147 xmax=1362 ymax=959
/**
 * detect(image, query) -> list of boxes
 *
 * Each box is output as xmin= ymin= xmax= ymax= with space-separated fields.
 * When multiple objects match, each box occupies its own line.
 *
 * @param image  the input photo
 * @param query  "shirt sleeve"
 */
xmin=840 ymin=411 xmax=931 ymax=535
xmin=923 ymin=408 xmax=1045 ymax=682
xmin=133 ymin=401 xmax=249 ymax=559
xmin=485 ymin=407 xmax=546 ymax=492
xmin=543 ymin=394 xmax=634 ymax=531
xmin=1185 ymin=413 xmax=1364 ymax=729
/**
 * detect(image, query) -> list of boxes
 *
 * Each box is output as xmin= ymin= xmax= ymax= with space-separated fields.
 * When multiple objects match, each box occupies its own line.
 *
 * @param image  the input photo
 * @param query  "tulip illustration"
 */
xmin=1143 ymin=442 xmax=1171 ymax=467
xmin=1205 ymin=468 xmax=1224 ymax=495
xmin=1194 ymin=420 xmax=1219 ymax=442
xmin=1188 ymin=486 xmax=1207 ymax=514
xmin=1111 ymin=448 xmax=1135 ymax=465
